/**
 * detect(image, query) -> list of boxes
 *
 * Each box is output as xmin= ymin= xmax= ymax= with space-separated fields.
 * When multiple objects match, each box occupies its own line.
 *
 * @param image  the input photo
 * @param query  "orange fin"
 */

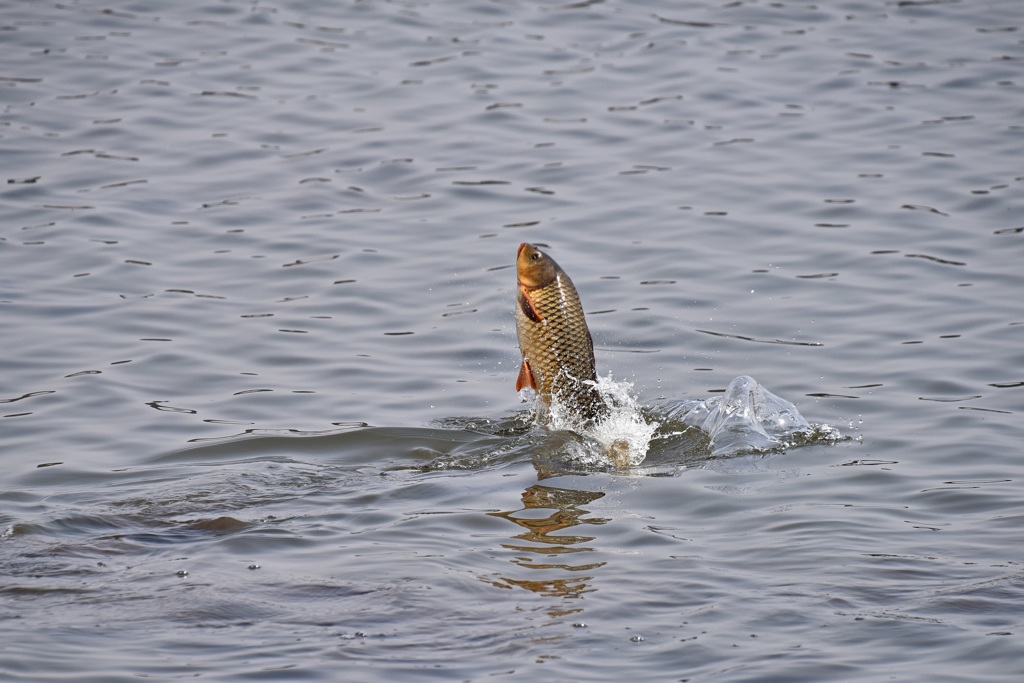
xmin=519 ymin=284 xmax=542 ymax=323
xmin=515 ymin=357 xmax=537 ymax=392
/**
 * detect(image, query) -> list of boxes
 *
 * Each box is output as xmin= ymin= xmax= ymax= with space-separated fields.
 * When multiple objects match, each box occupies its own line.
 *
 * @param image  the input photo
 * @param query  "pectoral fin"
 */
xmin=516 ymin=357 xmax=537 ymax=391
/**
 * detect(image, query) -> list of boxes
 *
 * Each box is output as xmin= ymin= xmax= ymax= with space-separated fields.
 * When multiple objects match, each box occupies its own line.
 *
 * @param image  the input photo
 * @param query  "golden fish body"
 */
xmin=515 ymin=243 xmax=604 ymax=423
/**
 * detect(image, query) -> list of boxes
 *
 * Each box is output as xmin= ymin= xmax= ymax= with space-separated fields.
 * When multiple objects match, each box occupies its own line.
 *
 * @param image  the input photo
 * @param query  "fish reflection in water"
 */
xmin=486 ymin=484 xmax=607 ymax=603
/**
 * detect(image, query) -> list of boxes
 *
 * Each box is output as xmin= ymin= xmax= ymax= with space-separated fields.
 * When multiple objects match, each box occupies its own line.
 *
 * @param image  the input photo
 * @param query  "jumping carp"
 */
xmin=515 ymin=242 xmax=605 ymax=424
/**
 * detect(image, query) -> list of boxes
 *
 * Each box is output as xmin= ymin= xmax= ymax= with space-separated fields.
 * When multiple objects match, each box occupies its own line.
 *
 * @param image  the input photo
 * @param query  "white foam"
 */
xmin=546 ymin=374 xmax=659 ymax=468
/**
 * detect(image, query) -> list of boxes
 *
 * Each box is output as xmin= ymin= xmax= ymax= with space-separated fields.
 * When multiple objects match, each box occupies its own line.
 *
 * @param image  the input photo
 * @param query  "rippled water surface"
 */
xmin=2 ymin=0 xmax=1023 ymax=680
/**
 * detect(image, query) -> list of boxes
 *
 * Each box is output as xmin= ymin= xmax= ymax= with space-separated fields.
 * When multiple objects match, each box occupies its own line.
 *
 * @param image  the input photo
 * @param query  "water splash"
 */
xmin=525 ymin=374 xmax=842 ymax=468
xmin=540 ymin=374 xmax=660 ymax=468
xmin=658 ymin=375 xmax=844 ymax=456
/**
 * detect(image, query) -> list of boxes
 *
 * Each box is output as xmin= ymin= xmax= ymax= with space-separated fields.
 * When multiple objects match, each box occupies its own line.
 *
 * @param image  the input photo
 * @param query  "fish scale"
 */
xmin=515 ymin=244 xmax=604 ymax=423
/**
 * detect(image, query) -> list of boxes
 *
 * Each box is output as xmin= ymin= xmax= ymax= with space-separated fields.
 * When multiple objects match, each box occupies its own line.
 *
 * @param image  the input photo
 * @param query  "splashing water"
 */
xmin=541 ymin=374 xmax=660 ymax=468
xmin=661 ymin=375 xmax=844 ymax=456
xmin=525 ymin=374 xmax=842 ymax=468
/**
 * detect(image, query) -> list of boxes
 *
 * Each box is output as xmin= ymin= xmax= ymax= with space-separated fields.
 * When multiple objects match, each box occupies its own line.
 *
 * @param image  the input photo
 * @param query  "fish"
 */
xmin=514 ymin=242 xmax=605 ymax=424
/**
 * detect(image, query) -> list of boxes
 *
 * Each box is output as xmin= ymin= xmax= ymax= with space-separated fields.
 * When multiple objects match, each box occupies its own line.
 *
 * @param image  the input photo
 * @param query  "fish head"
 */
xmin=517 ymin=242 xmax=558 ymax=288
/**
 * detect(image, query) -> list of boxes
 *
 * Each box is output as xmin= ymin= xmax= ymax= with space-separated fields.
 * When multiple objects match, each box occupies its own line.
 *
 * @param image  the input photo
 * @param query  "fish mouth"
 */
xmin=516 ymin=242 xmax=534 ymax=286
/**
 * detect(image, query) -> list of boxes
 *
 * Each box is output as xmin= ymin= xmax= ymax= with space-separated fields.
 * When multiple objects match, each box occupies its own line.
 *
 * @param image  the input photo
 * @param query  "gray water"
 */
xmin=2 ymin=0 xmax=1023 ymax=680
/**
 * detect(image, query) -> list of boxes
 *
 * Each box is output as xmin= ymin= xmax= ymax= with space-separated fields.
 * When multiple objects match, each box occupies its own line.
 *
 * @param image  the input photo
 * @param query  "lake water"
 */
xmin=2 ymin=0 xmax=1023 ymax=680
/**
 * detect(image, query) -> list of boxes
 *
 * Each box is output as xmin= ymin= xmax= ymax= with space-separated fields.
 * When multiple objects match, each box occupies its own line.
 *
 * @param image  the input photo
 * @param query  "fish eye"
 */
xmin=530 ymin=252 xmax=541 ymax=261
